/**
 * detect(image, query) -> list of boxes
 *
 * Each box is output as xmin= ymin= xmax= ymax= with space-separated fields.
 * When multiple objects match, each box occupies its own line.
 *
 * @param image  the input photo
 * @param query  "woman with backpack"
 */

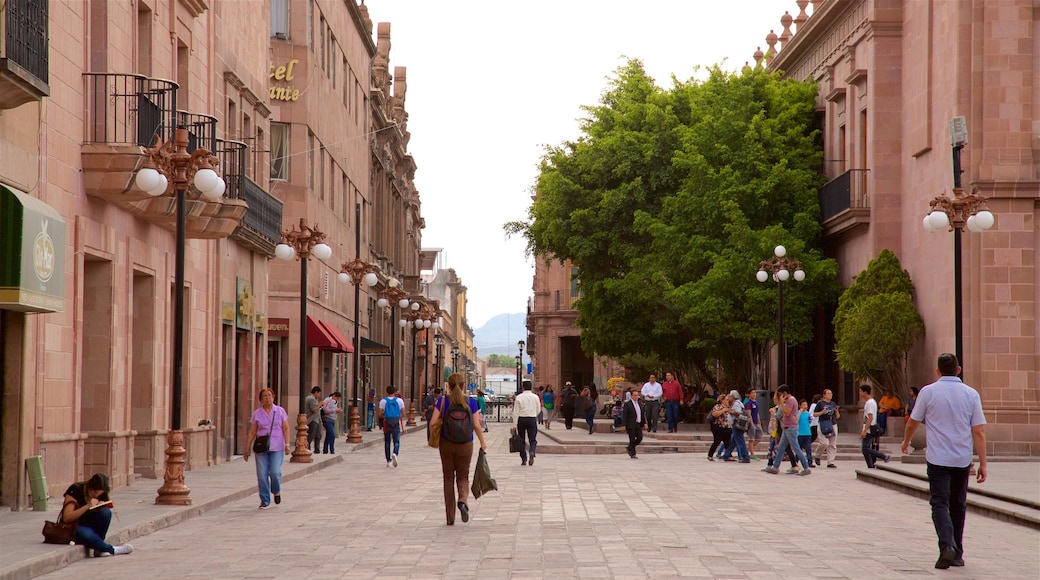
xmin=430 ymin=373 xmax=488 ymax=525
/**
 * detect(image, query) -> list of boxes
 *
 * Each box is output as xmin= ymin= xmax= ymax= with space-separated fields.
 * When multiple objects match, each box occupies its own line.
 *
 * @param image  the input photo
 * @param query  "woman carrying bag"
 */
xmin=429 ymin=373 xmax=487 ymax=525
xmin=244 ymin=388 xmax=291 ymax=509
xmin=55 ymin=473 xmax=134 ymax=556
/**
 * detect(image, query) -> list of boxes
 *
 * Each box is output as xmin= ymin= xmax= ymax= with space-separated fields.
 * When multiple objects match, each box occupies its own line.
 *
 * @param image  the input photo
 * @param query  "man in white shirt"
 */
xmin=902 ymin=353 xmax=987 ymax=570
xmin=640 ymin=374 xmax=663 ymax=433
xmin=859 ymin=385 xmax=890 ymax=468
xmin=513 ymin=382 xmax=541 ymax=466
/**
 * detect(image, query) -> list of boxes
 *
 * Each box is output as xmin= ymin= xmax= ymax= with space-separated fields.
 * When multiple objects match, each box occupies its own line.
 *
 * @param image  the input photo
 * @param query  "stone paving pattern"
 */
xmin=4 ymin=424 xmax=1039 ymax=579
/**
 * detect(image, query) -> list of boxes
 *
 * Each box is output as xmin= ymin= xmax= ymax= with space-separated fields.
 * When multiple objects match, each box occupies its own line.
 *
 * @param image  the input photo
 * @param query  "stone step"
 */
xmin=856 ymin=465 xmax=1040 ymax=530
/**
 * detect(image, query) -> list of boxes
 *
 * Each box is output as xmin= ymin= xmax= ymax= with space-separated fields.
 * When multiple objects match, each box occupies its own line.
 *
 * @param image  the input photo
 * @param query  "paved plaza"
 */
xmin=5 ymin=424 xmax=1039 ymax=579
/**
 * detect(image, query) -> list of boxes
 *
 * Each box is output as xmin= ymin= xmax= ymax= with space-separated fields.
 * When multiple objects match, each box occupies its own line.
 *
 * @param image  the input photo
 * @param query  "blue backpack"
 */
xmin=383 ymin=397 xmax=402 ymax=422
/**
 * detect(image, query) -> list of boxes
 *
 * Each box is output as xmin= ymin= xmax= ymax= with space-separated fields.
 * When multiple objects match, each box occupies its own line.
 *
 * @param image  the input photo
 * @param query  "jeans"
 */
xmin=927 ymin=462 xmax=970 ymax=557
xmin=723 ymin=428 xmax=750 ymax=461
xmin=307 ymin=421 xmax=322 ymax=452
xmin=322 ymin=419 xmax=336 ymax=453
xmin=798 ymin=434 xmax=813 ymax=466
xmin=585 ymin=406 xmax=597 ymax=432
xmin=255 ymin=450 xmax=284 ymax=505
xmin=771 ymin=426 xmax=810 ymax=470
xmin=664 ymin=400 xmax=680 ymax=431
xmin=438 ymin=439 xmax=473 ymax=523
xmin=861 ymin=432 xmax=888 ymax=467
xmin=517 ymin=416 xmax=538 ymax=463
xmin=878 ymin=411 xmax=889 ymax=434
xmin=384 ymin=419 xmax=401 ymax=461
xmin=644 ymin=400 xmax=661 ymax=432
xmin=75 ymin=506 xmax=114 ymax=553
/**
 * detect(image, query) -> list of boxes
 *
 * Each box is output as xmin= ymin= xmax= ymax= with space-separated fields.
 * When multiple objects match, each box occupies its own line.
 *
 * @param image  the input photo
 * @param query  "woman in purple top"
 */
xmin=430 ymin=373 xmax=487 ymax=525
xmin=244 ymin=388 xmax=291 ymax=509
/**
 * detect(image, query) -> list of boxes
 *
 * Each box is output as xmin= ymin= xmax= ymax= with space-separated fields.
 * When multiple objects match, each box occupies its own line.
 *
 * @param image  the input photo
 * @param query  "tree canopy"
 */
xmin=834 ymin=249 xmax=924 ymax=397
xmin=507 ymin=60 xmax=839 ymax=388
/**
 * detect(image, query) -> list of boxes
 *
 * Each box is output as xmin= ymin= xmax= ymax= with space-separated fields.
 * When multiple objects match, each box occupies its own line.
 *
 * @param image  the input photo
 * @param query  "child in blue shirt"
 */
xmin=797 ymin=399 xmax=813 ymax=467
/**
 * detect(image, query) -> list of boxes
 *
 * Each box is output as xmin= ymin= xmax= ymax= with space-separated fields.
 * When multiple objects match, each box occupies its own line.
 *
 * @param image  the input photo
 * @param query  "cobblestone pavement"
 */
xmin=33 ymin=426 xmax=1040 ymax=579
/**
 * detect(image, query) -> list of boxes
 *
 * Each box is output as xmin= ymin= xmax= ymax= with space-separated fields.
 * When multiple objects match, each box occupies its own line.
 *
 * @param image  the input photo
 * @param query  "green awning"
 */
xmin=0 ymin=184 xmax=65 ymax=313
xmin=360 ymin=337 xmax=391 ymax=356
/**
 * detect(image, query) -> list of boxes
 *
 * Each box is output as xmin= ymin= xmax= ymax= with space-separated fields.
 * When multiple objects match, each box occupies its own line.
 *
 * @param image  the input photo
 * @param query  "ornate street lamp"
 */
xmin=338 ymin=203 xmax=378 ymax=443
xmin=138 ymin=127 xmax=225 ymax=506
xmin=378 ymin=278 xmax=410 ymax=389
xmin=401 ymin=299 xmax=432 ymax=426
xmin=274 ymin=219 xmax=332 ymax=463
xmin=921 ymin=117 xmax=995 ymax=375
xmin=516 ymin=340 xmax=525 ymax=394
xmin=757 ymin=245 xmax=805 ymax=388
xmin=434 ymin=332 xmax=444 ymax=387
xmin=451 ymin=345 xmax=460 ymax=373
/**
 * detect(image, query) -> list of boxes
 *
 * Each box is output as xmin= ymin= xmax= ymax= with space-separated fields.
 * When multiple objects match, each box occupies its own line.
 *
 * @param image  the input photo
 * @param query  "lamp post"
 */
xmin=338 ymin=203 xmax=378 ymax=443
xmin=137 ymin=127 xmax=225 ymax=506
xmin=434 ymin=332 xmax=444 ymax=387
xmin=516 ymin=340 xmax=525 ymax=394
xmin=379 ymin=280 xmax=410 ymax=390
xmin=757 ymin=245 xmax=805 ymax=389
xmin=402 ymin=300 xmax=431 ymax=426
xmin=274 ymin=219 xmax=332 ymax=463
xmin=451 ymin=345 xmax=460 ymax=373
xmin=922 ymin=116 xmax=995 ymax=376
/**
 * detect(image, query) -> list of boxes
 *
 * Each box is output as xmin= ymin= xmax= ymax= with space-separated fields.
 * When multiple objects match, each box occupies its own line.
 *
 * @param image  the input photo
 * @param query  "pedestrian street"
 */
xmin=36 ymin=426 xmax=1040 ymax=580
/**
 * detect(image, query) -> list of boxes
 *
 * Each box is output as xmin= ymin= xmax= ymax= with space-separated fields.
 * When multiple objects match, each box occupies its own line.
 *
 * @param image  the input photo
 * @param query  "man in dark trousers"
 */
xmin=623 ymin=389 xmax=648 ymax=459
xmin=560 ymin=381 xmax=579 ymax=430
xmin=902 ymin=353 xmax=987 ymax=570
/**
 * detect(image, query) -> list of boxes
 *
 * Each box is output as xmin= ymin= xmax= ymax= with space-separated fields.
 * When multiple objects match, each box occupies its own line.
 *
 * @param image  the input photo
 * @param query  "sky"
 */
xmin=365 ymin=0 xmax=802 ymax=328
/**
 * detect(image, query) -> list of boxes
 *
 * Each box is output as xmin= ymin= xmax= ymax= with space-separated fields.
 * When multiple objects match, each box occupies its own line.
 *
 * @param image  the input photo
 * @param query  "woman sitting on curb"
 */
xmin=61 ymin=473 xmax=134 ymax=557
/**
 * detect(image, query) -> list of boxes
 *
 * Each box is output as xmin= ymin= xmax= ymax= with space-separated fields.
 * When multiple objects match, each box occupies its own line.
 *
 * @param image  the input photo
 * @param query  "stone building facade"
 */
xmin=0 ymin=0 xmax=438 ymax=509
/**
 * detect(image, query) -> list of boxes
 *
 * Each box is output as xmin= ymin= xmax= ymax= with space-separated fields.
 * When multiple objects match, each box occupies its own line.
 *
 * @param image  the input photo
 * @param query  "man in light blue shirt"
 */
xmin=902 ymin=353 xmax=987 ymax=571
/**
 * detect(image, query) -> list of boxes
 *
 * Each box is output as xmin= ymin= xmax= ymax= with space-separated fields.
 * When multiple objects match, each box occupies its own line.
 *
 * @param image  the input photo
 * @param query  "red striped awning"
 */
xmin=306 ymin=316 xmax=352 ymax=353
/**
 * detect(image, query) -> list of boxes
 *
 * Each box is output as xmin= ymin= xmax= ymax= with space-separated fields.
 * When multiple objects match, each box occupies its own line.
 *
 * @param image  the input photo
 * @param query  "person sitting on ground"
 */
xmin=61 ymin=473 xmax=133 ymax=556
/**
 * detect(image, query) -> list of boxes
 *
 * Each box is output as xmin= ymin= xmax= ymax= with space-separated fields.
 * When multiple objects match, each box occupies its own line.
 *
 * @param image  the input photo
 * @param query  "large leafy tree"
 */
xmin=834 ymin=249 xmax=924 ymax=398
xmin=508 ymin=60 xmax=839 ymax=388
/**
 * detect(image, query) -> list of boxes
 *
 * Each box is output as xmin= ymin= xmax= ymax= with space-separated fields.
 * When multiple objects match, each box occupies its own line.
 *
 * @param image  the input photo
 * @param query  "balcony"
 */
xmin=81 ymin=73 xmax=247 ymax=239
xmin=217 ymin=138 xmax=283 ymax=254
xmin=819 ymin=169 xmax=870 ymax=239
xmin=0 ymin=0 xmax=49 ymax=109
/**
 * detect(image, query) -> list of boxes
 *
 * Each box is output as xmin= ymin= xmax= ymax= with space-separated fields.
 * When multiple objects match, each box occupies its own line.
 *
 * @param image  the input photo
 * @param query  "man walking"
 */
xmin=560 ymin=381 xmax=578 ymax=430
xmin=761 ymin=385 xmax=811 ymax=476
xmin=661 ymin=372 xmax=684 ymax=433
xmin=623 ymin=389 xmax=647 ymax=458
xmin=305 ymin=386 xmax=323 ymax=454
xmin=378 ymin=386 xmax=405 ymax=467
xmin=812 ymin=388 xmax=841 ymax=468
xmin=641 ymin=374 xmax=663 ymax=433
xmin=744 ymin=389 xmax=763 ymax=460
xmin=513 ymin=382 xmax=541 ymax=466
xmin=859 ymin=385 xmax=891 ymax=468
xmin=902 ymin=353 xmax=987 ymax=570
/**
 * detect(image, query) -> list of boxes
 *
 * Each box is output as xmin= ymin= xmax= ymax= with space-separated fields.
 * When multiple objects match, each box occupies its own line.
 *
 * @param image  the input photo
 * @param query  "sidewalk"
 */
xmin=0 ymin=423 xmax=425 ymax=580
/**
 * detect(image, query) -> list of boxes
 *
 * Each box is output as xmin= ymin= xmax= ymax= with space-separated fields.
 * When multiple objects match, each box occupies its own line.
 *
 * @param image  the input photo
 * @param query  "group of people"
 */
xmin=304 ymin=386 xmax=342 ymax=455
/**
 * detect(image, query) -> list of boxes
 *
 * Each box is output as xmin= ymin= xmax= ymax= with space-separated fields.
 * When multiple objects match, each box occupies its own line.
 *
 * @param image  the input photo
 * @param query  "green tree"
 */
xmin=485 ymin=354 xmax=515 ymax=368
xmin=508 ymin=60 xmax=839 ymax=388
xmin=834 ymin=249 xmax=924 ymax=398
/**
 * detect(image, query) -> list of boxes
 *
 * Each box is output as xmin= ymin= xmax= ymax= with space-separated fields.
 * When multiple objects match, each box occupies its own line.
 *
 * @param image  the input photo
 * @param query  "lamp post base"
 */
xmin=155 ymin=430 xmax=192 ymax=505
xmin=406 ymin=400 xmax=417 ymax=426
xmin=346 ymin=406 xmax=363 ymax=443
xmin=290 ymin=414 xmax=313 ymax=463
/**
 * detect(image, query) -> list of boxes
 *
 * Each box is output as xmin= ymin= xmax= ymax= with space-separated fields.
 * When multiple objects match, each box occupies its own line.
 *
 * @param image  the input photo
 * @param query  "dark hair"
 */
xmin=85 ymin=473 xmax=111 ymax=500
xmin=434 ymin=387 xmax=443 ymax=394
xmin=330 ymin=391 xmax=341 ymax=398
xmin=777 ymin=385 xmax=791 ymax=395
xmin=910 ymin=387 xmax=920 ymax=396
xmin=812 ymin=394 xmax=822 ymax=403
xmin=937 ymin=353 xmax=960 ymax=376
xmin=311 ymin=386 xmax=322 ymax=394
xmin=386 ymin=385 xmax=397 ymax=394
xmin=523 ymin=382 xmax=532 ymax=390
xmin=859 ymin=385 xmax=872 ymax=395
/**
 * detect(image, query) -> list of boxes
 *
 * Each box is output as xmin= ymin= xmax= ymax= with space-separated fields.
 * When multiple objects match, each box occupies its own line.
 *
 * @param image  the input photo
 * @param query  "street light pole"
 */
xmin=339 ymin=203 xmax=378 ymax=443
xmin=434 ymin=333 xmax=444 ymax=388
xmin=274 ymin=219 xmax=332 ymax=463
xmin=137 ymin=127 xmax=225 ymax=506
xmin=922 ymin=117 xmax=995 ymax=378
xmin=757 ymin=246 xmax=805 ymax=388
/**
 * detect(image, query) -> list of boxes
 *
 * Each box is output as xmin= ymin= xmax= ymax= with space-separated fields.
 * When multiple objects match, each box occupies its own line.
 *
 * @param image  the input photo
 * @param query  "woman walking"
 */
xmin=60 ymin=473 xmax=134 ymax=556
xmin=244 ymin=388 xmax=291 ymax=509
xmin=542 ymin=385 xmax=555 ymax=430
xmin=707 ymin=394 xmax=732 ymax=461
xmin=584 ymin=384 xmax=599 ymax=434
xmin=430 ymin=373 xmax=487 ymax=525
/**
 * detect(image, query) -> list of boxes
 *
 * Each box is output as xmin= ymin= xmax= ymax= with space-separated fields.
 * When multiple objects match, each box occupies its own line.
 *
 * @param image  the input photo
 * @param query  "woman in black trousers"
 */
xmin=707 ymin=397 xmax=732 ymax=460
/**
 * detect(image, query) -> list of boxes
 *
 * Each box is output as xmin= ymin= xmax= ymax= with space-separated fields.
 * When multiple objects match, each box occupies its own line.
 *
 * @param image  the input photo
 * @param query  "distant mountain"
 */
xmin=474 ymin=313 xmax=527 ymax=357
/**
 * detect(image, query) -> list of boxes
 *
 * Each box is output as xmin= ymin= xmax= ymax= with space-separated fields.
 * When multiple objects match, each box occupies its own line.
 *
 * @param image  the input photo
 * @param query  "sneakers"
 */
xmin=391 ymin=453 xmax=399 ymax=467
xmin=750 ymin=456 xmax=761 ymax=461
xmin=785 ymin=468 xmax=801 ymax=474
xmin=387 ymin=460 xmax=393 ymax=468
xmin=273 ymin=494 xmax=281 ymax=505
xmin=815 ymin=457 xmax=821 ymax=466
xmin=827 ymin=463 xmax=837 ymax=468
xmin=113 ymin=544 xmax=134 ymax=555
xmin=707 ymin=456 xmax=715 ymax=462
xmin=92 ymin=549 xmax=111 ymax=558
xmin=797 ymin=469 xmax=812 ymax=476
xmin=762 ymin=466 xmax=779 ymax=474
xmin=259 ymin=502 xmax=271 ymax=510
xmin=883 ymin=454 xmax=892 ymax=463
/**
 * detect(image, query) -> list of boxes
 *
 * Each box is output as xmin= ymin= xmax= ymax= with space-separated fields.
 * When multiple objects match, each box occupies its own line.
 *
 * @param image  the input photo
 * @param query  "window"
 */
xmin=270 ymin=123 xmax=289 ymax=181
xmin=307 ymin=0 xmax=314 ymax=51
xmin=227 ymin=99 xmax=237 ymax=136
xmin=570 ymin=267 xmax=580 ymax=299
xmin=136 ymin=4 xmax=153 ymax=76
xmin=319 ymin=16 xmax=327 ymax=74
xmin=319 ymin=145 xmax=325 ymax=200
xmin=341 ymin=173 xmax=348 ymax=221
xmin=271 ymin=0 xmax=288 ymax=39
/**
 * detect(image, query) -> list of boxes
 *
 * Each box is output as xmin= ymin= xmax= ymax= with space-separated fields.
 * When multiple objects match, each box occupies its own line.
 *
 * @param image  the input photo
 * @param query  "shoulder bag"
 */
xmin=42 ymin=505 xmax=77 ymax=544
xmin=252 ymin=408 xmax=277 ymax=453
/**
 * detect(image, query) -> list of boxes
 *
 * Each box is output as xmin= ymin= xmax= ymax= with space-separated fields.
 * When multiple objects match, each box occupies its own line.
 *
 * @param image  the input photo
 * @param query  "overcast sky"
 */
xmin=365 ymin=0 xmax=804 ymax=328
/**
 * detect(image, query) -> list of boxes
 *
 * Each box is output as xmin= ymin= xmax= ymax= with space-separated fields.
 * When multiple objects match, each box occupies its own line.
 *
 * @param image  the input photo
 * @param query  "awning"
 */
xmin=322 ymin=321 xmax=354 ymax=353
xmin=306 ymin=316 xmax=351 ymax=353
xmin=0 ymin=184 xmax=66 ymax=313
xmin=360 ymin=337 xmax=391 ymax=356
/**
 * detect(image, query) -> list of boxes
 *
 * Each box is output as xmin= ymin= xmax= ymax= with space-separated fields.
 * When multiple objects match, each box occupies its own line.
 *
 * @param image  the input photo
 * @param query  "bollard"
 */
xmin=26 ymin=456 xmax=49 ymax=511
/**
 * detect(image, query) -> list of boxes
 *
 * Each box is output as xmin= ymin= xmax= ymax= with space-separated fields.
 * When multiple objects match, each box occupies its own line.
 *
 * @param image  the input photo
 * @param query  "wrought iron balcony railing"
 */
xmin=819 ymin=169 xmax=870 ymax=221
xmin=84 ymin=73 xmax=177 ymax=147
xmin=0 ymin=0 xmax=49 ymax=108
xmin=177 ymin=110 xmax=217 ymax=155
xmin=215 ymin=139 xmax=246 ymax=200
xmin=231 ymin=176 xmax=283 ymax=256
